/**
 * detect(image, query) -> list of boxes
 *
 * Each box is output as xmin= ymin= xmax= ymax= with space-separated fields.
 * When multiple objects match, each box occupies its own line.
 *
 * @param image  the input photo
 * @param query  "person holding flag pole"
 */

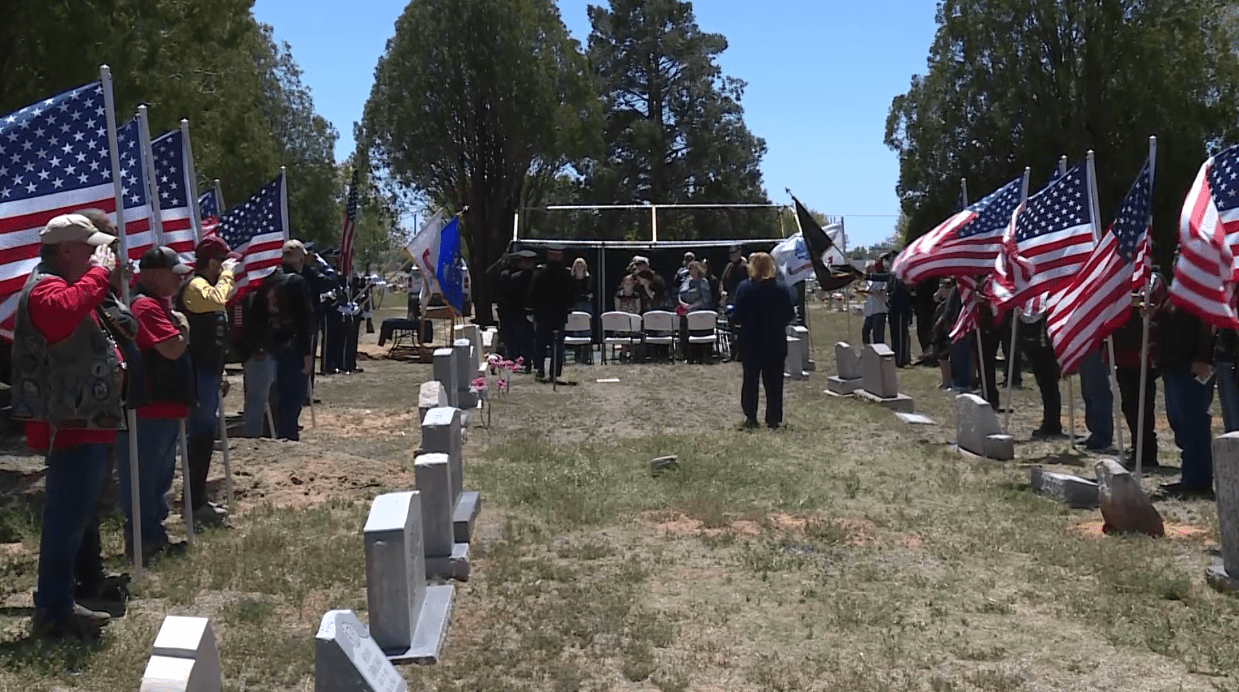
xmin=1000 ymin=167 xmax=1032 ymax=432
xmin=1134 ymin=138 xmax=1158 ymax=478
xmin=1083 ymin=150 xmax=1127 ymax=460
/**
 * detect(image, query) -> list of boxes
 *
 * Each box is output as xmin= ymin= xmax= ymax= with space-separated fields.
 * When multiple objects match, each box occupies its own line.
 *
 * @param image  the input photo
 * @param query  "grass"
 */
xmin=0 ymin=304 xmax=1238 ymax=690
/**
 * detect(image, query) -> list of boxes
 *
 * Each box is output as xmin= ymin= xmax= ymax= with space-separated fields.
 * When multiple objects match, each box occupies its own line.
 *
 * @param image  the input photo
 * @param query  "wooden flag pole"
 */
xmin=1003 ymin=168 xmax=1032 ymax=433
xmin=1135 ymin=136 xmax=1158 ymax=479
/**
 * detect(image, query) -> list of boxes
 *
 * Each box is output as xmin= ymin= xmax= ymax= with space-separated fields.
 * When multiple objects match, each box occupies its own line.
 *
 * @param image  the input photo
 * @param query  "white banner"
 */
xmin=406 ymin=211 xmax=446 ymax=295
xmin=772 ymin=233 xmax=815 ymax=286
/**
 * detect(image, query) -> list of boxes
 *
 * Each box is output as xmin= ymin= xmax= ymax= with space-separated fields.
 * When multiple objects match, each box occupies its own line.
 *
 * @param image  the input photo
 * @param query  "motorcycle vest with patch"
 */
xmin=176 ymin=274 xmax=230 ymax=375
xmin=132 ymin=285 xmax=197 ymax=407
xmin=10 ymin=267 xmax=125 ymax=430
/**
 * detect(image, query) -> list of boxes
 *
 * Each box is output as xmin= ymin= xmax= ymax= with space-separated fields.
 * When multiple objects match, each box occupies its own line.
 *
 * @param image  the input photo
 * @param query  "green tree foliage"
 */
xmin=583 ymin=0 xmax=772 ymax=240
xmin=886 ymin=0 xmax=1239 ymax=266
xmin=359 ymin=0 xmax=599 ymax=322
xmin=0 ymin=0 xmax=339 ymax=246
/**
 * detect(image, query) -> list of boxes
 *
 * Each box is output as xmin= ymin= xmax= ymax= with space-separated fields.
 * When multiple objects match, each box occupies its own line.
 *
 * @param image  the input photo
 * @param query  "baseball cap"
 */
xmin=282 ymin=239 xmax=307 ymax=258
xmin=516 ymin=249 xmax=537 ymax=259
xmin=140 ymin=246 xmax=192 ymax=275
xmin=195 ymin=236 xmax=239 ymax=262
xmin=40 ymin=214 xmax=117 ymax=246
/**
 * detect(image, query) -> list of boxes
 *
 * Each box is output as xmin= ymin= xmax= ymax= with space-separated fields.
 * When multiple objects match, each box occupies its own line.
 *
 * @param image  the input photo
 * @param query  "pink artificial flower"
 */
xmin=515 ymin=356 xmax=524 ymax=367
xmin=470 ymin=376 xmax=488 ymax=390
xmin=496 ymin=378 xmax=508 ymax=392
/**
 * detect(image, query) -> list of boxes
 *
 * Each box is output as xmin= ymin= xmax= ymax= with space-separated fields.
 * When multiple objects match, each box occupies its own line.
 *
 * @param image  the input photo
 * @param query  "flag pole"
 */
xmin=1135 ymin=136 xmax=1157 ymax=479
xmin=103 ymin=66 xmax=144 ymax=576
xmin=214 ymin=179 xmax=226 ymax=211
xmin=961 ymin=178 xmax=992 ymax=408
xmin=1086 ymin=150 xmax=1126 ymax=458
xmin=842 ymin=216 xmax=853 ymax=347
xmin=1057 ymin=155 xmax=1076 ymax=449
xmin=140 ymin=106 xmax=195 ymax=546
xmin=1003 ymin=167 xmax=1032 ymax=433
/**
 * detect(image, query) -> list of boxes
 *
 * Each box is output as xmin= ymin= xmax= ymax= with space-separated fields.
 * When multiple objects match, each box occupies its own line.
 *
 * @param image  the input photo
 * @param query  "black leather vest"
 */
xmin=132 ymin=285 xmax=197 ymax=407
xmin=176 ymin=274 xmax=229 ymax=374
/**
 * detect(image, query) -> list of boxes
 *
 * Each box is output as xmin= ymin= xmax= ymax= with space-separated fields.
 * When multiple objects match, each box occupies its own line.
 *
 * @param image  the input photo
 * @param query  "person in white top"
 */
xmin=860 ymin=260 xmax=889 ymax=345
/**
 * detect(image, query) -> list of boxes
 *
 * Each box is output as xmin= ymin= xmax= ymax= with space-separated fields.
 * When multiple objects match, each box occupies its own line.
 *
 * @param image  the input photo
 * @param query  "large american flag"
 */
xmin=198 ymin=189 xmax=220 ymax=237
xmin=338 ymin=168 xmax=359 ymax=276
xmin=216 ymin=172 xmax=287 ymax=296
xmin=0 ymin=82 xmax=129 ymax=336
xmin=1169 ymin=145 xmax=1239 ymax=328
xmin=1046 ymin=159 xmax=1152 ymax=373
xmin=150 ymin=129 xmax=197 ymax=260
xmin=891 ymin=177 xmax=1023 ymax=284
xmin=949 ymin=274 xmax=986 ymax=343
xmin=991 ymin=162 xmax=1096 ymax=312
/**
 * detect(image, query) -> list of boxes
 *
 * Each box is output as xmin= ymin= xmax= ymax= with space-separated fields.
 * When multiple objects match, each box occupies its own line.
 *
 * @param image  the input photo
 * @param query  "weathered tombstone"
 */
xmin=1209 ymin=433 xmax=1239 ymax=592
xmin=361 ymin=492 xmax=454 ymax=663
xmin=417 ymin=382 xmax=449 ymax=425
xmin=955 ymin=394 xmax=1014 ymax=460
xmin=414 ymin=454 xmax=470 ymax=581
xmin=790 ymin=325 xmax=814 ymax=371
xmin=432 ymin=349 xmax=458 ymax=409
xmin=855 ymin=344 xmax=914 ymax=412
xmin=1095 ymin=458 xmax=1164 ymax=537
xmin=1029 ymin=466 xmax=1099 ymax=508
xmin=420 ymin=406 xmax=481 ymax=543
xmin=453 ymin=340 xmax=478 ymax=409
xmin=140 ymin=616 xmax=222 ymax=692
xmin=454 ymin=324 xmax=483 ymax=371
xmin=784 ymin=336 xmax=807 ymax=381
xmin=315 ymin=610 xmax=409 ymax=690
xmin=827 ymin=342 xmax=864 ymax=395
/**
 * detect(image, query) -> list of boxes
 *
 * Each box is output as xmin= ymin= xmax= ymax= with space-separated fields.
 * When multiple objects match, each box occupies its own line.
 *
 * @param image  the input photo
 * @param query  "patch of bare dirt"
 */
xmin=1069 ymin=519 xmax=1210 ymax=540
xmin=645 ymin=510 xmax=922 ymax=548
xmin=223 ymin=438 xmax=416 ymax=511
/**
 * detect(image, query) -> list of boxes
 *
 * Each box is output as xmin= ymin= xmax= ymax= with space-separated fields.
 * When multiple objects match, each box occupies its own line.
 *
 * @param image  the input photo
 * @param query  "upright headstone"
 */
xmin=315 ymin=610 xmax=409 ymax=690
xmin=955 ymin=393 xmax=1014 ymax=460
xmin=855 ymin=344 xmax=914 ymax=412
xmin=1209 ymin=433 xmax=1239 ymax=592
xmin=361 ymin=492 xmax=454 ymax=663
xmin=1095 ymin=458 xmax=1164 ymax=537
xmin=421 ymin=406 xmax=481 ymax=543
xmin=790 ymin=325 xmax=813 ymax=371
xmin=784 ymin=336 xmax=807 ymax=380
xmin=453 ymin=339 xmax=477 ymax=409
xmin=417 ymin=381 xmax=449 ymax=425
xmin=414 ymin=454 xmax=470 ymax=581
xmin=432 ymin=349 xmax=458 ymax=409
xmin=140 ymin=616 xmax=223 ymax=692
xmin=827 ymin=342 xmax=863 ymax=394
xmin=454 ymin=324 xmax=483 ymax=371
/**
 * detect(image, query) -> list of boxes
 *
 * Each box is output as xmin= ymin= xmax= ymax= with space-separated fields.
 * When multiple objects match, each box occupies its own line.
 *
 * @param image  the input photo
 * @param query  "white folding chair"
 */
xmin=601 ymin=311 xmax=640 ymax=363
xmin=642 ymin=310 xmax=675 ymax=361
xmin=686 ymin=310 xmax=718 ymax=362
xmin=563 ymin=311 xmax=593 ymax=364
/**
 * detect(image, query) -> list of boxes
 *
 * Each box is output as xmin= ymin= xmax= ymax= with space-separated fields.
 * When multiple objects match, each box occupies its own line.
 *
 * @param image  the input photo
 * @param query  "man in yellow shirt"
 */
xmin=176 ymin=236 xmax=238 ymax=525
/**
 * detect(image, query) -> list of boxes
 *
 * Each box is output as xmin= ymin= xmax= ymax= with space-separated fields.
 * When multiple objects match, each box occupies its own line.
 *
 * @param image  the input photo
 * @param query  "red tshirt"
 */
xmin=25 ymin=267 xmax=119 ymax=451
xmin=131 ymin=295 xmax=191 ymax=419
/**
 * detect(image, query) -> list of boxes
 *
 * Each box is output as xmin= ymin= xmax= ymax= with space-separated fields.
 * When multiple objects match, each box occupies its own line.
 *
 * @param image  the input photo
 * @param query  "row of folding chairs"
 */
xmin=563 ymin=310 xmax=726 ymax=363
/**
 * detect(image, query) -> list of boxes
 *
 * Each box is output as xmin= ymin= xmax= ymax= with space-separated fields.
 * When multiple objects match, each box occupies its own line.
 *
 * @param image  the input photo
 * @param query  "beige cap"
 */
xmin=40 ymin=214 xmax=117 ymax=246
xmin=282 ymin=239 xmax=307 ymax=257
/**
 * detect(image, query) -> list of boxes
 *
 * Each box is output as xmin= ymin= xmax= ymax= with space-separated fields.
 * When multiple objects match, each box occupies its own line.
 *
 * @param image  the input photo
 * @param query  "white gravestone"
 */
xmin=361 ymin=492 xmax=454 ymax=663
xmin=414 ymin=454 xmax=470 ymax=581
xmin=140 ymin=616 xmax=222 ymax=692
xmin=784 ymin=336 xmax=807 ymax=381
xmin=417 ymin=382 xmax=449 ymax=425
xmin=454 ymin=324 xmax=483 ymax=371
xmin=955 ymin=393 xmax=1014 ymax=460
xmin=827 ymin=342 xmax=864 ymax=395
xmin=790 ymin=325 xmax=813 ymax=371
xmin=315 ymin=610 xmax=408 ymax=691
xmin=432 ymin=349 xmax=458 ymax=409
xmin=1209 ymin=434 xmax=1239 ymax=592
xmin=1029 ymin=466 xmax=1099 ymax=508
xmin=856 ymin=344 xmax=914 ymax=412
xmin=453 ymin=339 xmax=478 ymax=409
xmin=421 ymin=406 xmax=481 ymax=543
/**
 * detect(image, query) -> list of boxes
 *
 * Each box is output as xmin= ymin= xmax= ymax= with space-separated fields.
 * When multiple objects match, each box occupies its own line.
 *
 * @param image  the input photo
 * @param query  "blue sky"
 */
xmin=252 ymin=0 xmax=939 ymax=248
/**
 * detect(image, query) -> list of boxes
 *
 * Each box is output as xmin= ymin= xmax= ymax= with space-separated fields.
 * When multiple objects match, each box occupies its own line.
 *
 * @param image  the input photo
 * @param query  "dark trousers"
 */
xmin=862 ymin=313 xmax=887 ymax=345
xmin=274 ymin=348 xmax=308 ymax=441
xmin=976 ymin=328 xmax=1000 ymax=409
xmin=533 ymin=309 xmax=566 ymax=378
xmin=1026 ymin=341 xmax=1061 ymax=432
xmin=741 ymin=355 xmax=785 ymax=427
xmin=509 ymin=312 xmax=534 ymax=365
xmin=1163 ymin=366 xmax=1214 ymax=489
xmin=343 ymin=316 xmax=361 ymax=372
xmin=36 ymin=444 xmax=110 ymax=621
xmin=323 ymin=311 xmax=344 ymax=373
xmin=1116 ymin=366 xmax=1158 ymax=465
xmin=186 ymin=368 xmax=221 ymax=511
xmin=1001 ymin=320 xmax=1023 ymax=386
xmin=889 ymin=308 xmax=911 ymax=366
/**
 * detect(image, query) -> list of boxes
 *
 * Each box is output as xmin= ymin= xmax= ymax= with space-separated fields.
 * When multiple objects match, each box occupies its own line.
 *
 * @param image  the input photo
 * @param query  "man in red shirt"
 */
xmin=14 ymin=213 xmax=124 ymax=639
xmin=116 ymin=246 xmax=195 ymax=564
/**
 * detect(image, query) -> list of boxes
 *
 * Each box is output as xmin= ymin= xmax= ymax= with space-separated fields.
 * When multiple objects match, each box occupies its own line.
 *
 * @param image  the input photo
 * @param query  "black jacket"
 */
xmin=528 ymin=262 xmax=573 ymax=319
xmin=274 ymin=264 xmax=316 ymax=357
xmin=733 ymin=278 xmax=795 ymax=363
xmin=1153 ymin=305 xmax=1212 ymax=371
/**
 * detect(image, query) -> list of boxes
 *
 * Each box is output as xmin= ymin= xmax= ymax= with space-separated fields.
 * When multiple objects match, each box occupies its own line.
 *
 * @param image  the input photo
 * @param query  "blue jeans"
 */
xmin=1163 ymin=366 xmax=1214 ymax=489
xmin=36 ymin=444 xmax=110 ymax=621
xmin=1078 ymin=348 xmax=1113 ymax=446
xmin=244 ymin=354 xmax=276 ymax=437
xmin=862 ymin=313 xmax=887 ymax=345
xmin=116 ymin=418 xmax=181 ymax=550
xmin=188 ymin=368 xmax=220 ymax=441
xmin=949 ymin=333 xmax=973 ymax=391
xmin=274 ymin=348 xmax=307 ymax=441
xmin=1217 ymin=360 xmax=1239 ymax=433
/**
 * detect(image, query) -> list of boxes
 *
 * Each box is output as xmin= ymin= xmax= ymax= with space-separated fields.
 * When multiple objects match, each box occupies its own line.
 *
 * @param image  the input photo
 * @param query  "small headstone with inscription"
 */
xmin=417 ymin=381 xmax=449 ymax=425
xmin=855 ymin=344 xmax=914 ymax=412
xmin=420 ymin=406 xmax=481 ymax=543
xmin=1209 ymin=433 xmax=1239 ymax=593
xmin=453 ymin=339 xmax=478 ymax=409
xmin=139 ymin=616 xmax=222 ymax=692
xmin=827 ymin=342 xmax=863 ymax=395
xmin=315 ymin=610 xmax=409 ymax=691
xmin=790 ymin=325 xmax=814 ymax=371
xmin=432 ymin=349 xmax=458 ymax=409
xmin=454 ymin=324 xmax=483 ymax=371
xmin=414 ymin=454 xmax=470 ymax=581
xmin=784 ymin=336 xmax=807 ymax=381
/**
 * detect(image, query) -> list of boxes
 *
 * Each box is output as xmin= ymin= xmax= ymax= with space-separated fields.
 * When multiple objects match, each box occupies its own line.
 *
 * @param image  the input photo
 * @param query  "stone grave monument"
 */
xmin=414 ymin=454 xmax=470 ymax=581
xmin=454 ymin=323 xmax=484 ymax=372
xmin=855 ymin=344 xmax=913 ymax=412
xmin=315 ymin=609 xmax=409 ymax=690
xmin=453 ymin=339 xmax=478 ymax=409
xmin=421 ymin=406 xmax=481 ymax=543
xmin=827 ymin=342 xmax=863 ymax=395
xmin=784 ymin=335 xmax=807 ymax=381
xmin=1029 ymin=465 xmax=1098 ymax=508
xmin=362 ymin=491 xmax=454 ymax=663
xmin=790 ymin=325 xmax=814 ymax=371
xmin=432 ymin=349 xmax=458 ymax=409
xmin=417 ymin=381 xmax=449 ymax=425
xmin=1209 ymin=433 xmax=1239 ymax=592
xmin=139 ymin=616 xmax=222 ymax=692
xmin=955 ymin=393 xmax=1014 ymax=460
xmin=1096 ymin=458 xmax=1164 ymax=537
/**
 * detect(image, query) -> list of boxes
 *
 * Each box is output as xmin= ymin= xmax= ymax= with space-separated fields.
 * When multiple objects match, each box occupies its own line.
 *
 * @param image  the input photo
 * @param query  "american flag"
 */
xmin=949 ymin=274 xmax=985 ymax=343
xmin=1169 ymin=145 xmax=1239 ymax=328
xmin=1046 ymin=159 xmax=1152 ymax=373
xmin=891 ymin=177 xmax=1023 ymax=284
xmin=149 ymin=129 xmax=197 ymax=260
xmin=198 ymin=189 xmax=220 ymax=237
xmin=216 ymin=172 xmax=287 ymax=296
xmin=338 ymin=168 xmax=359 ymax=276
xmin=991 ymin=162 xmax=1096 ymax=312
xmin=113 ymin=118 xmax=157 ymax=264
xmin=0 ymin=82 xmax=128 ymax=336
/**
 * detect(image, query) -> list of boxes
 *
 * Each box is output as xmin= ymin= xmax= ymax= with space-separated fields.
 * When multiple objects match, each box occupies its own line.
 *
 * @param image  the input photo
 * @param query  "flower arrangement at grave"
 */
xmin=470 ymin=375 xmax=491 ymax=428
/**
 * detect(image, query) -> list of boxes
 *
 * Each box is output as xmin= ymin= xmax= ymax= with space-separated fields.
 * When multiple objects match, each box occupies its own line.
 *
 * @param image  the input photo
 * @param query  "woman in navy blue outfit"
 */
xmin=732 ymin=252 xmax=796 ymax=429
